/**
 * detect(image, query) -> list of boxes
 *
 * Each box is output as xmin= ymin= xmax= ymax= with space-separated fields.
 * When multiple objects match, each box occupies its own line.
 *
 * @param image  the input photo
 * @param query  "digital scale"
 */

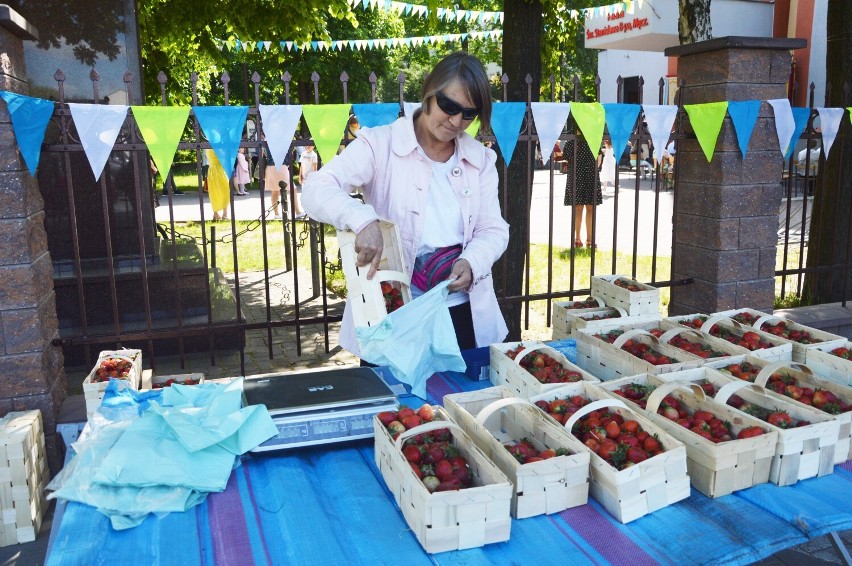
xmin=243 ymin=366 xmax=399 ymax=452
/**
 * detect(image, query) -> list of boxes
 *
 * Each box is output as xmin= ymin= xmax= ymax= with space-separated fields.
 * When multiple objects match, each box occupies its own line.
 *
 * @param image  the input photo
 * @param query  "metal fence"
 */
xmin=36 ymin=68 xmax=846 ymax=376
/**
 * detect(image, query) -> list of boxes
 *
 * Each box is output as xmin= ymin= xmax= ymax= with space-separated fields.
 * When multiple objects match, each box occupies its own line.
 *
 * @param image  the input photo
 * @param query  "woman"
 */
xmin=303 ymin=51 xmax=509 ymax=356
xmin=563 ymin=132 xmax=602 ymax=248
xmin=598 ymin=139 xmax=616 ymax=190
xmin=205 ymin=148 xmax=230 ymax=221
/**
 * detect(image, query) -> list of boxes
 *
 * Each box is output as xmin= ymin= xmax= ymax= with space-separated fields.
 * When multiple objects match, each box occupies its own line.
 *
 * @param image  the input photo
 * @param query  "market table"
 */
xmin=46 ymin=369 xmax=852 ymax=566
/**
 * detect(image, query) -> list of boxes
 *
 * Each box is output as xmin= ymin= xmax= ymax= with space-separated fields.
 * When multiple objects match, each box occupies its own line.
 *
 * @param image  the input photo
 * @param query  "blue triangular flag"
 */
xmin=352 ymin=103 xmax=400 ymax=129
xmin=601 ymin=103 xmax=640 ymax=160
xmin=490 ymin=102 xmax=526 ymax=167
xmin=193 ymin=106 xmax=249 ymax=175
xmin=0 ymin=91 xmax=54 ymax=176
xmin=786 ymin=107 xmax=812 ymax=160
xmin=727 ymin=100 xmax=761 ymax=157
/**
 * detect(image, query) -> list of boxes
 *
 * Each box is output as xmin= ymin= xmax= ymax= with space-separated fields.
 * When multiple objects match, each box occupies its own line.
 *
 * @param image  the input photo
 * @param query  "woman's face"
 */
xmin=422 ymin=80 xmax=476 ymax=144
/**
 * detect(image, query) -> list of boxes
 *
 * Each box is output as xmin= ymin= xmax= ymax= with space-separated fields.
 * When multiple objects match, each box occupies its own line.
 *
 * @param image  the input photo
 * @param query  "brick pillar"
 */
xmin=0 ymin=6 xmax=66 ymax=474
xmin=665 ymin=37 xmax=807 ymax=316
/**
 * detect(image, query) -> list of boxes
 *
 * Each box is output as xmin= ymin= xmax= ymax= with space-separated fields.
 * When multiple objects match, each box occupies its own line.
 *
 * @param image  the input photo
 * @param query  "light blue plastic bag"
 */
xmin=356 ymin=280 xmax=466 ymax=398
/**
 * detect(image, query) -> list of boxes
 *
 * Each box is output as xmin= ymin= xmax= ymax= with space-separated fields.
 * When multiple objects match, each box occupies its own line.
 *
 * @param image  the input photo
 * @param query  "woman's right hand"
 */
xmin=354 ymin=221 xmax=384 ymax=279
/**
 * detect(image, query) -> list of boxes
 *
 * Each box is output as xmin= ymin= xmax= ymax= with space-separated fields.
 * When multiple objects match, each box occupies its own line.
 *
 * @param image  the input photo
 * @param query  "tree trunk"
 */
xmin=678 ymin=0 xmax=713 ymax=44
xmin=802 ymin=0 xmax=852 ymax=303
xmin=497 ymin=0 xmax=543 ymax=340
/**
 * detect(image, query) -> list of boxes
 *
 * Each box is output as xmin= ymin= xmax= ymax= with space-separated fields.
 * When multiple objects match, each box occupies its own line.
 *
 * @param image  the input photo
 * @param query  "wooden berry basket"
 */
xmin=559 ymin=388 xmax=690 ymax=524
xmin=575 ymin=328 xmax=702 ymax=382
xmin=568 ymin=308 xmax=661 ymax=338
xmin=338 ymin=220 xmax=412 ymax=329
xmin=720 ymin=311 xmax=846 ymax=363
xmin=0 ymin=410 xmax=48 ymax=546
xmin=599 ymin=372 xmax=779 ymax=498
xmin=443 ymin=386 xmax=590 ymax=519
xmin=655 ymin=327 xmax=748 ymax=360
xmin=713 ymin=380 xmax=840 ymax=486
xmin=662 ymin=314 xmax=793 ymax=363
xmin=704 ymin=356 xmax=852 ymax=464
xmin=373 ymin=407 xmax=513 ymax=553
xmin=81 ymin=349 xmax=143 ymax=420
xmin=590 ymin=274 xmax=660 ymax=316
xmin=552 ymin=296 xmax=606 ymax=339
xmin=489 ymin=341 xmax=599 ymax=399
xmin=805 ymin=341 xmax=852 ymax=387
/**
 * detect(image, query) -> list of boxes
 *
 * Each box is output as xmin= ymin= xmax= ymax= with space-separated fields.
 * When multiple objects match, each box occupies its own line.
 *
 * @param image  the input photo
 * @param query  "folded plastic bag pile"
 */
xmin=46 ymin=378 xmax=278 ymax=529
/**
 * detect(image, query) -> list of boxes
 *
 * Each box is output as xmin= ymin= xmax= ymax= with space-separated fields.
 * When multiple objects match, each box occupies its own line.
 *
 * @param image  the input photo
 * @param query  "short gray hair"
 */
xmin=421 ymin=52 xmax=492 ymax=134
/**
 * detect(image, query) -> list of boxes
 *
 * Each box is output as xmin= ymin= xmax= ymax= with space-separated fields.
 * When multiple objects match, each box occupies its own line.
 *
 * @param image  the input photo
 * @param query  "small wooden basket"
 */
xmin=373 ymin=407 xmax=513 ymax=553
xmin=749 ymin=315 xmax=846 ymax=363
xmin=568 ymin=308 xmax=661 ymax=338
xmin=0 ymin=410 xmax=48 ymax=546
xmin=81 ymin=349 xmax=143 ymax=420
xmin=663 ymin=315 xmax=793 ymax=362
xmin=552 ymin=296 xmax=606 ymax=339
xmin=489 ymin=341 xmax=599 ymax=398
xmin=575 ymin=328 xmax=702 ymax=382
xmin=443 ymin=386 xmax=590 ymax=519
xmin=599 ymin=372 xmax=779 ymax=498
xmin=805 ymin=341 xmax=852 ymax=387
xmin=338 ymin=220 xmax=412 ymax=329
xmin=590 ymin=274 xmax=660 ymax=316
xmin=713 ymin=380 xmax=840 ymax=486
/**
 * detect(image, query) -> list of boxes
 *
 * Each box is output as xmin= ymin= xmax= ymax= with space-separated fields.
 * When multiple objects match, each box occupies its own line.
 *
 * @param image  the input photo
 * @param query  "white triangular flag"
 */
xmin=530 ymin=102 xmax=571 ymax=164
xmin=815 ymin=107 xmax=845 ymax=160
xmin=258 ymin=105 xmax=303 ymax=171
xmin=68 ymin=103 xmax=130 ymax=181
xmin=642 ymin=104 xmax=678 ymax=160
xmin=767 ymin=99 xmax=795 ymax=157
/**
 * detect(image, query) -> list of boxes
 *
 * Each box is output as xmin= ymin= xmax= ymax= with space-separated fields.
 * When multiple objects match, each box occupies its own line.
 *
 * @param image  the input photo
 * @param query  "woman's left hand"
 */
xmin=447 ymin=259 xmax=472 ymax=292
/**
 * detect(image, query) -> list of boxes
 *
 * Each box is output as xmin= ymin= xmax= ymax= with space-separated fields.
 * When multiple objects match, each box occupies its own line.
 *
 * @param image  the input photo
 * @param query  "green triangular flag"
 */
xmin=569 ymin=102 xmax=605 ymax=157
xmin=684 ymin=102 xmax=728 ymax=162
xmin=464 ymin=117 xmax=480 ymax=138
xmin=848 ymin=107 xmax=852 ymax=125
xmin=131 ymin=106 xmax=191 ymax=179
xmin=301 ymin=104 xmax=353 ymax=165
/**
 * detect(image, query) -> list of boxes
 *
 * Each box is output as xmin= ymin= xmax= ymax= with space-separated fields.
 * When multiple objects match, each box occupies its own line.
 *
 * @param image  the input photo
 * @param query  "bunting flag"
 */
xmin=301 ymin=104 xmax=353 ymax=165
xmin=352 ymin=103 xmax=399 ymax=129
xmin=530 ymin=102 xmax=571 ymax=165
xmin=642 ymin=105 xmax=678 ymax=160
xmin=848 ymin=107 xmax=852 ymax=125
xmin=787 ymin=107 xmax=812 ymax=161
xmin=490 ymin=102 xmax=526 ymax=167
xmin=193 ymin=106 xmax=250 ymax=175
xmin=815 ymin=107 xmax=845 ymax=160
xmin=767 ymin=99 xmax=795 ymax=159
xmin=68 ymin=103 xmax=130 ymax=181
xmin=727 ymin=100 xmax=761 ymax=157
xmin=258 ymin=104 xmax=303 ymax=170
xmin=0 ymin=91 xmax=55 ymax=176
xmin=464 ymin=118 xmax=480 ymax=138
xmin=683 ymin=102 xmax=728 ymax=163
xmin=570 ymin=102 xmax=606 ymax=156
xmin=346 ymin=0 xmax=506 ymax=24
xmin=602 ymin=103 xmax=640 ymax=160
xmin=130 ymin=106 xmax=191 ymax=180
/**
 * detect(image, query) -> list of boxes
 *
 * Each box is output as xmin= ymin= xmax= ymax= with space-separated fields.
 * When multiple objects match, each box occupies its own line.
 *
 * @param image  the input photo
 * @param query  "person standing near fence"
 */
xmin=302 ymin=51 xmax=509 ymax=355
xmin=205 ymin=148 xmax=229 ymax=221
xmin=598 ymin=138 xmax=616 ymax=191
xmin=262 ymin=141 xmax=298 ymax=220
xmin=564 ymin=132 xmax=602 ymax=249
xmin=234 ymin=147 xmax=251 ymax=196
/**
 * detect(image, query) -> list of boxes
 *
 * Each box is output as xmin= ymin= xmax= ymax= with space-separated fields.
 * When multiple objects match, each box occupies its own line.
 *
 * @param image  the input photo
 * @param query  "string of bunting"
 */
xmin=0 ymin=90 xmax=848 ymax=183
xmin=224 ymin=30 xmax=502 ymax=53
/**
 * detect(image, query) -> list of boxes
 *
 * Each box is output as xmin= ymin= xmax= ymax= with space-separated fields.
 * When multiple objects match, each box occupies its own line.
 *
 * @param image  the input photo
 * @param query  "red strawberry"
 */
xmin=409 ymin=462 xmax=423 ymax=479
xmin=767 ymin=411 xmax=794 ymax=429
xmin=737 ymin=426 xmax=764 ymax=439
xmin=642 ymin=435 xmax=661 ymax=452
xmin=401 ymin=415 xmax=422 ymax=430
xmin=396 ymin=407 xmax=416 ymax=421
xmin=402 ymin=444 xmax=422 ymax=464
xmin=435 ymin=459 xmax=454 ymax=482
xmin=416 ymin=405 xmax=435 ymax=422
xmin=627 ymin=446 xmax=648 ymax=464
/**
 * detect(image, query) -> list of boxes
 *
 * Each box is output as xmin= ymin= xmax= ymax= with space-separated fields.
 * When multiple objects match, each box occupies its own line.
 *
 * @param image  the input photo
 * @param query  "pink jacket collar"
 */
xmin=390 ymin=112 xmax=486 ymax=170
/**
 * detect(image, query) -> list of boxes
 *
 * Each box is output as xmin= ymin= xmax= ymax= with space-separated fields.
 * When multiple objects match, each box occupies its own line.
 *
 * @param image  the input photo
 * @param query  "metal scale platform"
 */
xmin=243 ymin=366 xmax=398 ymax=452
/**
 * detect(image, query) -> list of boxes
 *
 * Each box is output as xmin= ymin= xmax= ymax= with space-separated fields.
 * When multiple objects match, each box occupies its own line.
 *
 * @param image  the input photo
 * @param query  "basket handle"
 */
xmin=564 ymin=398 xmax=628 ymax=434
xmin=657 ymin=327 xmax=703 ymax=345
xmin=591 ymin=296 xmax=606 ymax=307
xmin=509 ymin=344 xmax=569 ymax=369
xmin=393 ymin=418 xmax=464 ymax=450
xmin=753 ymin=314 xmax=782 ymax=332
xmin=372 ymin=269 xmax=412 ymax=287
xmin=753 ymin=360 xmax=817 ymax=388
xmin=714 ymin=380 xmax=768 ymax=406
xmin=474 ymin=397 xmax=541 ymax=428
xmin=646 ymin=380 xmax=706 ymax=414
xmin=612 ymin=328 xmax=659 ymax=349
xmin=700 ymin=314 xmax=743 ymax=335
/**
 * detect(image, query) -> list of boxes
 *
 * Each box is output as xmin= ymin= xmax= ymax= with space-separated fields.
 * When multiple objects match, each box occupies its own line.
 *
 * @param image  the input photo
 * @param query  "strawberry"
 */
xmin=377 ymin=411 xmax=397 ymax=427
xmin=436 ymin=480 xmax=461 ymax=492
xmin=767 ymin=411 xmax=794 ymax=429
xmin=604 ymin=420 xmax=621 ymax=438
xmin=422 ymin=476 xmax=440 ymax=492
xmin=409 ymin=462 xmax=423 ymax=479
xmin=540 ymin=448 xmax=557 ymax=459
xmin=396 ymin=407 xmax=415 ymax=421
xmin=642 ymin=435 xmax=661 ymax=452
xmin=402 ymin=444 xmax=422 ymax=465
xmin=386 ymin=421 xmax=406 ymax=439
xmin=737 ymin=426 xmax=764 ymax=439
xmin=627 ymin=446 xmax=648 ymax=464
xmin=435 ymin=459 xmax=454 ymax=482
xmin=416 ymin=404 xmax=435 ymax=422
xmin=401 ymin=415 xmax=422 ymax=430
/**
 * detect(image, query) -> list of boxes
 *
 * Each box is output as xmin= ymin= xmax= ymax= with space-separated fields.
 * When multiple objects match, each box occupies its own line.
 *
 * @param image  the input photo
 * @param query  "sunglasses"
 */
xmin=435 ymin=91 xmax=478 ymax=121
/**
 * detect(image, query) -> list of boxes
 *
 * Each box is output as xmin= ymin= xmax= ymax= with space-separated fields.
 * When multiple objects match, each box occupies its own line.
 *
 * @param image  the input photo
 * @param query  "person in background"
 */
xmin=299 ymin=144 xmax=318 ymax=185
xmin=564 ymin=131 xmax=603 ymax=249
xmin=234 ymin=147 xmax=251 ymax=195
xmin=597 ymin=138 xmax=616 ymax=191
xmin=302 ymin=51 xmax=509 ymax=356
xmin=262 ymin=140 xmax=299 ymax=220
xmin=797 ymin=139 xmax=820 ymax=176
xmin=205 ymin=148 xmax=230 ymax=221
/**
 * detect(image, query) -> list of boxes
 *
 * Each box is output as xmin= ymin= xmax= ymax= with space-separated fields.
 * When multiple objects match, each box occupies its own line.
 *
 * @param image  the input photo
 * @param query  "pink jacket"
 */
xmin=302 ymin=114 xmax=509 ymax=355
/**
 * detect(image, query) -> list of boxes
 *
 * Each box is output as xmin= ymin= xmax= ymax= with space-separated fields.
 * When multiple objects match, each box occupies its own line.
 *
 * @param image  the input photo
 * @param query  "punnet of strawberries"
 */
xmin=611 ymin=380 xmax=718 ymax=410
xmin=503 ymin=438 xmax=571 ymax=464
xmin=679 ymin=315 xmax=708 ymax=330
xmin=568 ymin=405 xmax=664 ymax=470
xmin=726 ymin=396 xmax=810 ymax=429
xmin=533 ymin=394 xmax=591 ymax=425
xmin=595 ymin=330 xmax=676 ymax=366
xmin=505 ymin=346 xmax=584 ymax=384
xmin=377 ymin=404 xmax=474 ymax=493
xmin=758 ymin=320 xmax=817 ymax=344
xmin=647 ymin=329 xmax=729 ymax=359
xmin=831 ymin=347 xmax=852 ymax=361
xmin=380 ymin=281 xmax=404 ymax=313
xmin=613 ymin=278 xmax=643 ymax=292
xmin=654 ymin=395 xmax=747 ymax=443
xmin=92 ymin=357 xmax=134 ymax=383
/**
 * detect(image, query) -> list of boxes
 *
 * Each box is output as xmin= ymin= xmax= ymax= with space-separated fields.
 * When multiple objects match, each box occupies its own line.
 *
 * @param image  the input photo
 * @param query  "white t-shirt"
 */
xmin=411 ymin=148 xmax=468 ymax=307
xmin=299 ymin=150 xmax=318 ymax=180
